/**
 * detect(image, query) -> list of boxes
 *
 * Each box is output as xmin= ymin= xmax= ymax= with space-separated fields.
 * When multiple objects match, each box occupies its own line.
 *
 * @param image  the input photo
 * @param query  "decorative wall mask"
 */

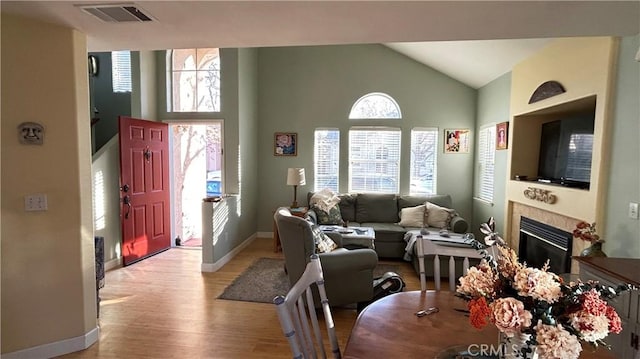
xmin=18 ymin=122 xmax=45 ymax=145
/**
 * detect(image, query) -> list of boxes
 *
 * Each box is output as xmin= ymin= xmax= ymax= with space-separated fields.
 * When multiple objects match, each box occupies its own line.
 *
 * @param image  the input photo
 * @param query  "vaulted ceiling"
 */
xmin=2 ymin=1 xmax=639 ymax=88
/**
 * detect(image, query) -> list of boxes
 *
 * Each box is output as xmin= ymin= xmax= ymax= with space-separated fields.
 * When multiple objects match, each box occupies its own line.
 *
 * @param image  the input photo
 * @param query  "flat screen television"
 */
xmin=537 ymin=110 xmax=595 ymax=189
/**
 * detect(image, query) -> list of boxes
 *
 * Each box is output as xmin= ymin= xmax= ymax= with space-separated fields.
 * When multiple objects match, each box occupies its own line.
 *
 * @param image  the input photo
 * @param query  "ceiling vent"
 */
xmin=78 ymin=3 xmax=154 ymax=23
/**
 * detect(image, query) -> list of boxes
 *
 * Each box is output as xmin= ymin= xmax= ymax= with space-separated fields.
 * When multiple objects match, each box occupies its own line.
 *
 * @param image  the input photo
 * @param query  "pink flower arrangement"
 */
xmin=573 ymin=221 xmax=603 ymax=244
xmin=456 ymin=218 xmax=631 ymax=359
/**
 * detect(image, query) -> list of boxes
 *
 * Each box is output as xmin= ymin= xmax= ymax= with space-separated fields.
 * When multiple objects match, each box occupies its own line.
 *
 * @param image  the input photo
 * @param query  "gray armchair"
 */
xmin=274 ymin=207 xmax=378 ymax=307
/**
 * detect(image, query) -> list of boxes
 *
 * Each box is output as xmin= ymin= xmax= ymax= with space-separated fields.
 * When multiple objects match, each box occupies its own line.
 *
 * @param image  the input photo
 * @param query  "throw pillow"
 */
xmin=310 ymin=226 xmax=337 ymax=253
xmin=425 ymin=201 xmax=456 ymax=229
xmin=398 ymin=204 xmax=426 ymax=227
xmin=311 ymin=204 xmax=344 ymax=225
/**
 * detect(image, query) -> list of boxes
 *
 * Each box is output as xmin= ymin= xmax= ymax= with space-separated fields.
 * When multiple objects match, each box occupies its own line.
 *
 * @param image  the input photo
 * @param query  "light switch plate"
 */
xmin=629 ymin=202 xmax=639 ymax=220
xmin=25 ymin=194 xmax=48 ymax=211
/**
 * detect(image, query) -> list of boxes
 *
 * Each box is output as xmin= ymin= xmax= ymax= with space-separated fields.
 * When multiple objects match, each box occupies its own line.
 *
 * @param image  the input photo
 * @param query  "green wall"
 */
xmin=89 ymin=52 xmax=131 ymax=152
xmin=604 ymin=34 xmax=640 ymax=258
xmin=256 ymin=44 xmax=477 ymax=231
xmin=473 ymin=73 xmax=511 ymax=238
xmin=154 ymin=48 xmax=259 ymax=264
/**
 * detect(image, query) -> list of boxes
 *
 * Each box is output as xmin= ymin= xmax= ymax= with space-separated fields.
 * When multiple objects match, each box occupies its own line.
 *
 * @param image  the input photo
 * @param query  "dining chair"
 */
xmin=273 ymin=254 xmax=341 ymax=359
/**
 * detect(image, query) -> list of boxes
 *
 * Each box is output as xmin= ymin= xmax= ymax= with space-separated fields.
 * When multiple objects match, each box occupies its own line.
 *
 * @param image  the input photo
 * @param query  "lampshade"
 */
xmin=287 ymin=168 xmax=306 ymax=186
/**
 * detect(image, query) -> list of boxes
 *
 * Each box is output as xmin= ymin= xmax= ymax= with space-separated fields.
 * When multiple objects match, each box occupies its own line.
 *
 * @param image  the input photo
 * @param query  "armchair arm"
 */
xmin=324 ymin=231 xmax=344 ymax=247
xmin=319 ymin=248 xmax=378 ymax=275
xmin=450 ymin=215 xmax=469 ymax=233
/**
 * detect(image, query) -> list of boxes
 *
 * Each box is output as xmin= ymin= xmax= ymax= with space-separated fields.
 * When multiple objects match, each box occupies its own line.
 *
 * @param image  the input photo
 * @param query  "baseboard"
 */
xmin=257 ymin=231 xmax=274 ymax=238
xmin=201 ymin=233 xmax=258 ymax=272
xmin=105 ymin=256 xmax=122 ymax=271
xmin=2 ymin=326 xmax=99 ymax=359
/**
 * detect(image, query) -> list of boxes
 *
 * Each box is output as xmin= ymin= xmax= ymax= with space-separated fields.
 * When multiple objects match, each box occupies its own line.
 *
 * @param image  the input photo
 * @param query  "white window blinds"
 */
xmin=349 ymin=128 xmax=401 ymax=193
xmin=478 ymin=125 xmax=496 ymax=203
xmin=314 ymin=129 xmax=340 ymax=192
xmin=111 ymin=51 xmax=132 ymax=93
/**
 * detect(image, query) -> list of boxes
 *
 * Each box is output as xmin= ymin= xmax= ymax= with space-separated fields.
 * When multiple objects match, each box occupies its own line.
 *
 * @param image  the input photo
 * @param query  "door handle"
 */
xmin=123 ymin=195 xmax=131 ymax=219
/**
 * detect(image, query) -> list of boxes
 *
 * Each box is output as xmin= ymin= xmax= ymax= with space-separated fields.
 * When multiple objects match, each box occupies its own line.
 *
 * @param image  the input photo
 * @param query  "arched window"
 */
xmin=167 ymin=48 xmax=221 ymax=112
xmin=348 ymin=92 xmax=402 ymax=119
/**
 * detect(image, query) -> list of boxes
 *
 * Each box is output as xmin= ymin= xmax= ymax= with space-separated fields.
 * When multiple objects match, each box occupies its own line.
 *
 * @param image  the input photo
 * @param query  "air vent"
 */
xmin=78 ymin=3 xmax=154 ymax=23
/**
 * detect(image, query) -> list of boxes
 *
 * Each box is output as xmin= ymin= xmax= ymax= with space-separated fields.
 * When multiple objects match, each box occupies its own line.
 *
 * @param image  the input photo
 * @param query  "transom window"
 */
xmin=168 ymin=48 xmax=221 ymax=112
xmin=410 ymin=128 xmax=438 ymax=195
xmin=349 ymin=128 xmax=401 ymax=193
xmin=314 ymin=129 xmax=340 ymax=192
xmin=348 ymin=92 xmax=401 ymax=119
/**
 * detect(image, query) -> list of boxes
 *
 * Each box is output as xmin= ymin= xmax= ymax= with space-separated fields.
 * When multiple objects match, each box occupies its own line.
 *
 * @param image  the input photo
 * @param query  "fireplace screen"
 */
xmin=518 ymin=217 xmax=572 ymax=274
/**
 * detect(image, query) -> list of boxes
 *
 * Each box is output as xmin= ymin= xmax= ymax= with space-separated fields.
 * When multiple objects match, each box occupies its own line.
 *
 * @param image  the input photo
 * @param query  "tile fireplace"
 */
xmin=510 ymin=202 xmax=587 ymax=274
xmin=518 ymin=216 xmax=572 ymax=274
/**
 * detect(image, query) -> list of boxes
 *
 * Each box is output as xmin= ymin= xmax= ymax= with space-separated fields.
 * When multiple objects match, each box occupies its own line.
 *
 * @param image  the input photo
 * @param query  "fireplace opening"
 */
xmin=518 ymin=217 xmax=572 ymax=274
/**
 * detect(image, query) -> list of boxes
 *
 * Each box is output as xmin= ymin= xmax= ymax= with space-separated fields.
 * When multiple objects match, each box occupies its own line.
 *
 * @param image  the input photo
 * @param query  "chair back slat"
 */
xmin=274 ymin=255 xmax=342 ymax=359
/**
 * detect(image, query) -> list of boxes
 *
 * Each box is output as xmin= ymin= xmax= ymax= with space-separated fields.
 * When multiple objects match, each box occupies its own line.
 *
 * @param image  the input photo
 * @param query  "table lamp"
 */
xmin=286 ymin=168 xmax=306 ymax=208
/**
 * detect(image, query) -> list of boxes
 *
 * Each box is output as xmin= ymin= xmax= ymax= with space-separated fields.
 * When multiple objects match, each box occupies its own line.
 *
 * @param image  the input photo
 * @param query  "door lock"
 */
xmin=123 ymin=195 xmax=131 ymax=219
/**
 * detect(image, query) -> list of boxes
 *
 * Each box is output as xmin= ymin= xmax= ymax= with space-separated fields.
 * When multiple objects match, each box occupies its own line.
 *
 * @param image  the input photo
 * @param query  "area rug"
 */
xmin=218 ymin=257 xmax=401 ymax=304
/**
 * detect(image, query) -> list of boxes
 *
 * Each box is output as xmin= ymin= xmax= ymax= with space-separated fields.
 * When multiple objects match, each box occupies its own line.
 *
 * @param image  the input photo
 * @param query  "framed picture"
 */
xmin=444 ymin=129 xmax=470 ymax=153
xmin=274 ymin=132 xmax=297 ymax=156
xmin=496 ymin=122 xmax=509 ymax=150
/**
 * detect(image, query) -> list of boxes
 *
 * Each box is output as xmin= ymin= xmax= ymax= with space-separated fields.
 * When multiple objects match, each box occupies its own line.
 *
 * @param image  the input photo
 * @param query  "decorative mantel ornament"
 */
xmin=524 ymin=187 xmax=556 ymax=204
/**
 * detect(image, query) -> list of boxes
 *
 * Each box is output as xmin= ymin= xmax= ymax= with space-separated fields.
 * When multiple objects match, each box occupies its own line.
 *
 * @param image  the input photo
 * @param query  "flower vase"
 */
xmin=580 ymin=241 xmax=607 ymax=257
xmin=500 ymin=332 xmax=538 ymax=359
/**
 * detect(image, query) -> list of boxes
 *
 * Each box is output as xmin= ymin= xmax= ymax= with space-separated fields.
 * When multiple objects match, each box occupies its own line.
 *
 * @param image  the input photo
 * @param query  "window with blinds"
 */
xmin=111 ymin=51 xmax=132 ymax=93
xmin=410 ymin=128 xmax=438 ymax=195
xmin=314 ymin=129 xmax=340 ymax=192
xmin=349 ymin=128 xmax=401 ymax=193
xmin=478 ymin=125 xmax=496 ymax=203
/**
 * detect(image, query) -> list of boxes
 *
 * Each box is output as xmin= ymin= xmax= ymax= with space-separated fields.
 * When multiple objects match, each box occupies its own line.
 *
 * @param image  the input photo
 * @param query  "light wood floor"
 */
xmin=57 ymin=237 xmax=428 ymax=358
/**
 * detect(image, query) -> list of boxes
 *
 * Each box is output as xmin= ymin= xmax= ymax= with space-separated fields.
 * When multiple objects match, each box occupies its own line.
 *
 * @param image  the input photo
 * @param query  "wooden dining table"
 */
xmin=343 ymin=291 xmax=615 ymax=359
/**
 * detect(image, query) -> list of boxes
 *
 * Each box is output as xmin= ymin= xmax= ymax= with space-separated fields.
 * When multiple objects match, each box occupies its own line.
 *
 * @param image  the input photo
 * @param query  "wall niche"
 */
xmin=510 ymin=95 xmax=597 ymax=189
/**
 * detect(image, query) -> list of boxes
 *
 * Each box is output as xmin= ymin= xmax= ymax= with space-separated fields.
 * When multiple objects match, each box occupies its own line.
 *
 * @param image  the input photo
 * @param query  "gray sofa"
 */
xmin=306 ymin=192 xmax=472 ymax=276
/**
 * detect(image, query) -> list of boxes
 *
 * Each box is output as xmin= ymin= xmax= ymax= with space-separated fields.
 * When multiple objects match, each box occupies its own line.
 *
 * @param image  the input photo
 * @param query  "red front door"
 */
xmin=119 ymin=116 xmax=171 ymax=265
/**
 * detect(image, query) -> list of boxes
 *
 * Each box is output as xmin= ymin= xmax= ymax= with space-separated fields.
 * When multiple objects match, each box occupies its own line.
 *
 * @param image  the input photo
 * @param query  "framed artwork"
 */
xmin=444 ymin=129 xmax=470 ymax=153
xmin=496 ymin=122 xmax=509 ymax=150
xmin=274 ymin=132 xmax=297 ymax=156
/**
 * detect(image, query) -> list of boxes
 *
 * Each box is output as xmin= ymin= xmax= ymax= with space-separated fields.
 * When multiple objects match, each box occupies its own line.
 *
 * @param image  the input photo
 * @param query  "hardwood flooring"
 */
xmin=57 ymin=237 xmax=427 ymax=359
